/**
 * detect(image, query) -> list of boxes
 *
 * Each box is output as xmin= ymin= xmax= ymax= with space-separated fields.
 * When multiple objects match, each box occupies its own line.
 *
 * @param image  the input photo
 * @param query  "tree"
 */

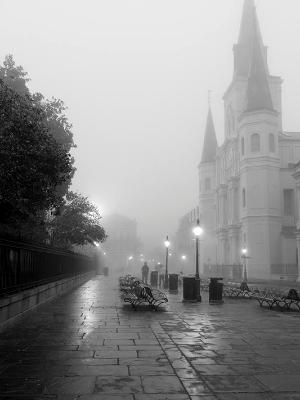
xmin=0 ymin=55 xmax=76 ymax=198
xmin=0 ymin=80 xmax=73 ymax=238
xmin=0 ymin=54 xmax=29 ymax=96
xmin=49 ymin=192 xmax=107 ymax=249
xmin=33 ymin=94 xmax=76 ymax=198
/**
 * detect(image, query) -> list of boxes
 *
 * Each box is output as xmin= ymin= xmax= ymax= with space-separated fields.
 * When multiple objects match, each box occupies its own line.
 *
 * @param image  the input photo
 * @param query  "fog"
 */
xmin=1 ymin=0 xmax=300 ymax=250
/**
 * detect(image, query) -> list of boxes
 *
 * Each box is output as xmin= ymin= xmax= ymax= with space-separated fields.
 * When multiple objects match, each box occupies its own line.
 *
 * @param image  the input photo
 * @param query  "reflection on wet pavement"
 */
xmin=0 ymin=275 xmax=300 ymax=399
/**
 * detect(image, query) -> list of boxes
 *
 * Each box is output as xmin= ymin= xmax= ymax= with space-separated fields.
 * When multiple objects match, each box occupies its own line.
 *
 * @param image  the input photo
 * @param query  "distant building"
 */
xmin=102 ymin=214 xmax=142 ymax=275
xmin=173 ymin=208 xmax=199 ymax=275
xmin=177 ymin=0 xmax=300 ymax=281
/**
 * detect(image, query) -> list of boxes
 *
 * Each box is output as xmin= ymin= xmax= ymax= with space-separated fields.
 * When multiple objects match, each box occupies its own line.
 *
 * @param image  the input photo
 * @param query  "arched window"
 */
xmin=269 ymin=133 xmax=275 ymax=152
xmin=242 ymin=188 xmax=246 ymax=207
xmin=241 ymin=137 xmax=245 ymax=156
xmin=205 ymin=178 xmax=211 ymax=191
xmin=251 ymin=133 xmax=260 ymax=153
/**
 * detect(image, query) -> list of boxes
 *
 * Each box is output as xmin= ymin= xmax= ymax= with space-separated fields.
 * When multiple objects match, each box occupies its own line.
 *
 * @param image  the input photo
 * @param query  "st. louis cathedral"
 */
xmin=175 ymin=0 xmax=300 ymax=281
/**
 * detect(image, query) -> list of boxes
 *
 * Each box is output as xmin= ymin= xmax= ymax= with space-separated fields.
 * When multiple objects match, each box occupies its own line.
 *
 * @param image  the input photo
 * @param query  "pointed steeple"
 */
xmin=234 ymin=0 xmax=268 ymax=77
xmin=238 ymin=0 xmax=256 ymax=45
xmin=246 ymin=16 xmax=274 ymax=112
xmin=201 ymin=108 xmax=218 ymax=163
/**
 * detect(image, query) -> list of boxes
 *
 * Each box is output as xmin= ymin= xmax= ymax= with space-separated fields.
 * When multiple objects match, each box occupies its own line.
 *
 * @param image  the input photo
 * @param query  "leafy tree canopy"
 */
xmin=0 ymin=54 xmax=29 ymax=96
xmin=0 ymin=55 xmax=76 ymax=197
xmin=50 ymin=192 xmax=107 ymax=249
xmin=0 ymin=80 xmax=73 ymax=234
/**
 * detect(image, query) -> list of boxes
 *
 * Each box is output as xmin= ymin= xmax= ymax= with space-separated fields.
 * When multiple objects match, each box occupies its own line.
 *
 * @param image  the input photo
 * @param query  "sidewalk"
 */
xmin=0 ymin=275 xmax=300 ymax=399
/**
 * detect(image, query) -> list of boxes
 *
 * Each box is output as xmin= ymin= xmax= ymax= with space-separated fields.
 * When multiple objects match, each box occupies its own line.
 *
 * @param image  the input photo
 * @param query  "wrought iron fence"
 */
xmin=0 ymin=238 xmax=95 ymax=294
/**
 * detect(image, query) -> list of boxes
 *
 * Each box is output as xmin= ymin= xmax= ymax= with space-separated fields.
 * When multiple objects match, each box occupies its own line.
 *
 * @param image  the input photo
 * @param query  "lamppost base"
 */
xmin=164 ymin=275 xmax=169 ymax=290
xmin=240 ymin=281 xmax=249 ymax=291
xmin=195 ymin=277 xmax=201 ymax=303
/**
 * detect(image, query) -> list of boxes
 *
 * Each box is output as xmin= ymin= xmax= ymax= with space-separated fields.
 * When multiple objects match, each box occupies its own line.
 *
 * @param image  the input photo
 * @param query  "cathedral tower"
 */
xmin=223 ymin=0 xmax=282 ymax=140
xmin=238 ymin=6 xmax=281 ymax=279
xmin=198 ymin=107 xmax=218 ymax=269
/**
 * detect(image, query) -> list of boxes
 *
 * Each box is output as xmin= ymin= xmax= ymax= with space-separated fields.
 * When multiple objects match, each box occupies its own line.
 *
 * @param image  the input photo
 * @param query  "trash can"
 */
xmin=103 ymin=267 xmax=109 ymax=276
xmin=182 ymin=277 xmax=201 ymax=302
xmin=150 ymin=271 xmax=159 ymax=287
xmin=209 ymin=278 xmax=223 ymax=304
xmin=168 ymin=274 xmax=178 ymax=292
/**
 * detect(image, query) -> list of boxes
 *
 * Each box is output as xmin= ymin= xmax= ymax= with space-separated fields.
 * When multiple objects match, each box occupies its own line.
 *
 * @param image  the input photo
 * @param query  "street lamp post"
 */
xmin=193 ymin=219 xmax=203 ymax=301
xmin=164 ymin=236 xmax=170 ymax=289
xmin=241 ymin=247 xmax=249 ymax=291
xmin=241 ymin=247 xmax=248 ymax=282
xmin=126 ymin=256 xmax=133 ymax=274
xmin=193 ymin=219 xmax=203 ymax=278
xmin=181 ymin=255 xmax=187 ymax=272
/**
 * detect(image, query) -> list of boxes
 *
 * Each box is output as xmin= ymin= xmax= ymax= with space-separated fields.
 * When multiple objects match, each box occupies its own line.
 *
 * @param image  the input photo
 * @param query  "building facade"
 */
xmin=102 ymin=214 xmax=142 ymax=275
xmin=198 ymin=0 xmax=300 ymax=280
xmin=174 ymin=207 xmax=199 ymax=275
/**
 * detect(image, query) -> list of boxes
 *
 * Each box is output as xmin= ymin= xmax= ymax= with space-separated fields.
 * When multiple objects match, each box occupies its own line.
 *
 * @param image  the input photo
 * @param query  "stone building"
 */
xmin=102 ymin=214 xmax=142 ymax=275
xmin=174 ymin=207 xmax=199 ymax=276
xmin=180 ymin=0 xmax=300 ymax=281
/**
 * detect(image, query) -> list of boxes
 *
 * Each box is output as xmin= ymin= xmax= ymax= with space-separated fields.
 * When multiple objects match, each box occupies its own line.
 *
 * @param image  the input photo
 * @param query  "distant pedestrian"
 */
xmin=158 ymin=264 xmax=165 ymax=288
xmin=141 ymin=262 xmax=149 ymax=284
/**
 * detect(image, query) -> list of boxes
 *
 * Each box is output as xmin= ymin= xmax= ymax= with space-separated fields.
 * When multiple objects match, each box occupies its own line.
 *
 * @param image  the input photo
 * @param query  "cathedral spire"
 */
xmin=201 ymin=107 xmax=218 ymax=163
xmin=238 ymin=0 xmax=255 ymax=45
xmin=245 ymin=16 xmax=274 ymax=112
xmin=234 ymin=0 xmax=268 ymax=77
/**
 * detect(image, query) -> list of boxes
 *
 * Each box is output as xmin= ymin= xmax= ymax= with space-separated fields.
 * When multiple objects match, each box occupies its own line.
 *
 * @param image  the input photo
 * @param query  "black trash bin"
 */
xmin=150 ymin=271 xmax=159 ymax=287
xmin=168 ymin=274 xmax=178 ymax=292
xmin=209 ymin=277 xmax=224 ymax=304
xmin=182 ymin=277 xmax=201 ymax=302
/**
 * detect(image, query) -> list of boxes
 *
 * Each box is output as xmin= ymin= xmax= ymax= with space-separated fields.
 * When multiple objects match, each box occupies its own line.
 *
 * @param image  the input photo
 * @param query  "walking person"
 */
xmin=158 ymin=263 xmax=165 ymax=288
xmin=141 ymin=261 xmax=149 ymax=284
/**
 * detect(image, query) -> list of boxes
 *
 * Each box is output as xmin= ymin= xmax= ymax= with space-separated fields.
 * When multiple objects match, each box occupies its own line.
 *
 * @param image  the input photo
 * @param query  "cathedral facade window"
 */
xmin=251 ymin=133 xmax=260 ymax=153
xmin=269 ymin=133 xmax=275 ymax=152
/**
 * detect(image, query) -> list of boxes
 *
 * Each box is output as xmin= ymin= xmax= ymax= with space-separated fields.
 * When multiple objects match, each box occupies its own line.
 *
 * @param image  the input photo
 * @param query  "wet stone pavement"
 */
xmin=0 ymin=276 xmax=300 ymax=399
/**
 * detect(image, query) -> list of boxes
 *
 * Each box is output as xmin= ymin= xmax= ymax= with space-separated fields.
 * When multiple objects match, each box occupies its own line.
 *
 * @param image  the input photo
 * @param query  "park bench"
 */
xmin=121 ymin=279 xmax=168 ymax=311
xmin=223 ymin=282 xmax=258 ymax=299
xmin=119 ymin=275 xmax=140 ymax=293
xmin=222 ymin=281 xmax=300 ymax=312
xmin=253 ymin=288 xmax=300 ymax=312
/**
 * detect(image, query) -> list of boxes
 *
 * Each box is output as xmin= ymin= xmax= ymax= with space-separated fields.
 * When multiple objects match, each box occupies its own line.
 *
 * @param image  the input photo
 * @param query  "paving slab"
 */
xmin=1 ymin=275 xmax=300 ymax=398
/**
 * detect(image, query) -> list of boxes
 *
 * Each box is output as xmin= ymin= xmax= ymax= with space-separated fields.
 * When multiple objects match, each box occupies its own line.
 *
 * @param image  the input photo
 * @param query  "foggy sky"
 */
xmin=1 ymin=0 xmax=300 ymax=251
